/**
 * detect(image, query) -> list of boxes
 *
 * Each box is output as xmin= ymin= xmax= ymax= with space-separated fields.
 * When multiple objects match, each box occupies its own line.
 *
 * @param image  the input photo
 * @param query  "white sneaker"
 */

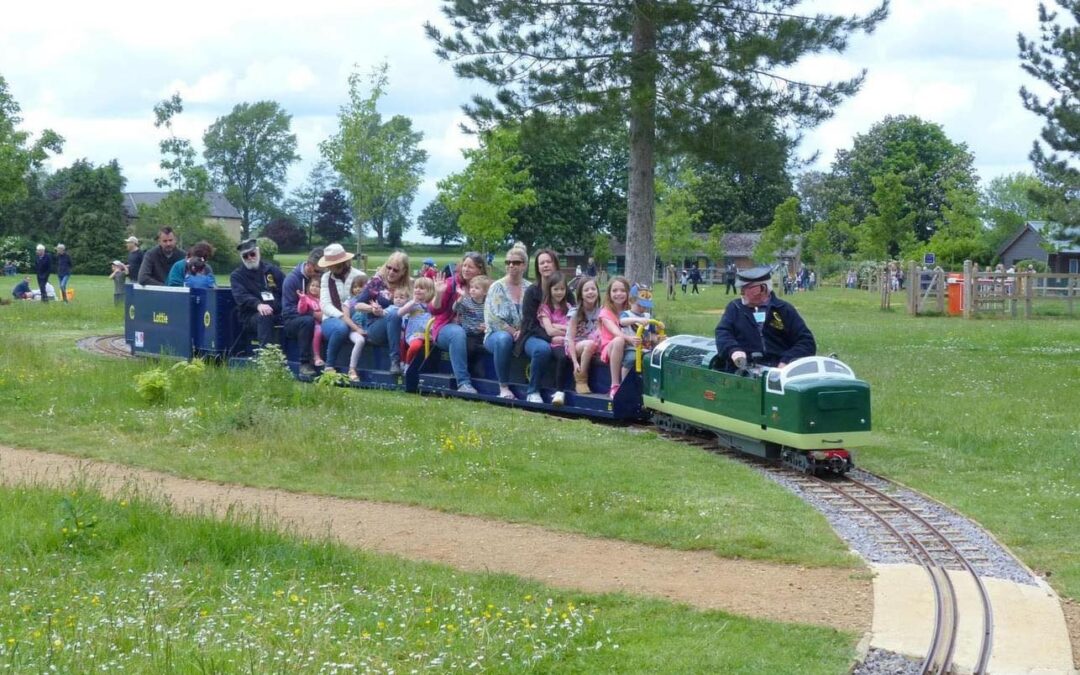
xmin=457 ymin=383 xmax=478 ymax=394
xmin=526 ymin=392 xmax=543 ymax=404
xmin=551 ymin=391 xmax=565 ymax=406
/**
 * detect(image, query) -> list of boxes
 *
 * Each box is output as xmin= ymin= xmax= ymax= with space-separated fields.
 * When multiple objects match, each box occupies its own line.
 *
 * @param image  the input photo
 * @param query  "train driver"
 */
xmin=230 ymin=238 xmax=285 ymax=348
xmin=714 ymin=266 xmax=816 ymax=372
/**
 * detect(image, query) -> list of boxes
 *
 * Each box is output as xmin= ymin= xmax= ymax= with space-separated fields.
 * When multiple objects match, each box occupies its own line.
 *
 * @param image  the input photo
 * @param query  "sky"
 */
xmin=0 ymin=0 xmax=1056 ymax=236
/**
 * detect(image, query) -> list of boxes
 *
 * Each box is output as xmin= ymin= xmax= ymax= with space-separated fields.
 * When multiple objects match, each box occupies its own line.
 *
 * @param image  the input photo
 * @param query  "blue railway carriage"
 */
xmin=125 ymin=285 xmax=243 ymax=359
xmin=641 ymin=335 xmax=873 ymax=473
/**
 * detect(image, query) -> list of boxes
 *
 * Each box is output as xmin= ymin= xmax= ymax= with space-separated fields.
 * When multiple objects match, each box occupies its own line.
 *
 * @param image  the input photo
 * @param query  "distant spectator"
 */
xmin=34 ymin=244 xmax=51 ymax=303
xmin=689 ymin=267 xmax=702 ymax=294
xmin=109 ymin=261 xmax=127 ymax=305
xmin=125 ymin=236 xmax=144 ymax=283
xmin=680 ymin=268 xmax=688 ymax=294
xmin=421 ymin=257 xmax=438 ymax=280
xmin=666 ymin=263 xmax=677 ymax=300
xmin=585 ymin=257 xmax=597 ymax=278
xmin=55 ymin=244 xmax=72 ymax=303
xmin=724 ymin=263 xmax=737 ymax=295
xmin=138 ymin=227 xmax=184 ymax=286
xmin=11 ymin=276 xmax=32 ymax=300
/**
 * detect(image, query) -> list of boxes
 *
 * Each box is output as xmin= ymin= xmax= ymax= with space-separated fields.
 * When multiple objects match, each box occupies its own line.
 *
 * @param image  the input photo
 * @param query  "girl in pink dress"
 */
xmin=597 ymin=276 xmax=638 ymax=398
xmin=297 ymin=277 xmax=325 ymax=367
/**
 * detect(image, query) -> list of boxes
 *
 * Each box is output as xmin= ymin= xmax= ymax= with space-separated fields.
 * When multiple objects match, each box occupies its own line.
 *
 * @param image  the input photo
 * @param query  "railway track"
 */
xmin=660 ymin=430 xmax=994 ymax=675
xmin=77 ymin=334 xmax=132 ymax=359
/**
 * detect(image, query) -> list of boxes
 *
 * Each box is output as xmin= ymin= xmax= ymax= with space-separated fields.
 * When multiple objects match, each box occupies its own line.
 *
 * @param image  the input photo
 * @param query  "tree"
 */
xmin=1019 ymin=3 xmax=1080 ymax=246
xmin=283 ymin=161 xmax=337 ymax=247
xmin=0 ymin=76 xmax=63 ymax=206
xmin=203 ymin=101 xmax=300 ymax=240
xmin=314 ymin=188 xmax=353 ymax=243
xmin=756 ymin=196 xmax=802 ymax=262
xmin=857 ymin=172 xmax=916 ymax=259
xmin=831 ymin=115 xmax=978 ymax=242
xmin=924 ymin=181 xmax=992 ymax=266
xmin=320 ymin=64 xmax=427 ymax=252
xmin=262 ymin=216 xmax=307 ymax=252
xmin=418 ymin=198 xmax=462 ymax=246
xmin=704 ymin=223 xmax=727 ymax=268
xmin=55 ymin=160 xmax=126 ymax=274
xmin=427 ymin=0 xmax=886 ymax=284
xmin=438 ymin=127 xmax=536 ymax=254
xmin=592 ymin=233 xmax=612 ymax=274
xmin=654 ymin=169 xmax=701 ymax=268
xmin=980 ymin=172 xmax=1052 ymax=251
xmin=144 ymin=94 xmax=212 ymax=236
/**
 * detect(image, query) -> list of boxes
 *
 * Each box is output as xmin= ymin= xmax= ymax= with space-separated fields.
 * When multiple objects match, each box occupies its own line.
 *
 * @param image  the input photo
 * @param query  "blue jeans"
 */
xmin=484 ymin=331 xmax=551 ymax=394
xmin=322 ymin=317 xmax=351 ymax=368
xmin=435 ymin=323 xmax=471 ymax=388
xmin=364 ymin=306 xmax=401 ymax=362
xmin=58 ymin=275 xmax=70 ymax=302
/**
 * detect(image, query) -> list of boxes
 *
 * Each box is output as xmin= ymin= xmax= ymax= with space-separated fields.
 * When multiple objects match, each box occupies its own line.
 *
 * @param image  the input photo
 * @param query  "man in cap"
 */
xmin=34 ymin=244 xmax=51 ymax=303
xmin=230 ymin=238 xmax=285 ymax=349
xmin=137 ymin=227 xmax=183 ymax=286
xmin=714 ymin=265 xmax=815 ymax=372
xmin=125 ymin=236 xmax=144 ymax=283
xmin=281 ymin=247 xmax=324 ymax=377
xmin=55 ymin=244 xmax=72 ymax=302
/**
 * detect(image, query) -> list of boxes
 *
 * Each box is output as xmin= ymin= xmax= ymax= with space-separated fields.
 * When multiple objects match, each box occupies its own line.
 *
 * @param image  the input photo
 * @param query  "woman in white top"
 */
xmin=318 ymin=244 xmax=364 ymax=372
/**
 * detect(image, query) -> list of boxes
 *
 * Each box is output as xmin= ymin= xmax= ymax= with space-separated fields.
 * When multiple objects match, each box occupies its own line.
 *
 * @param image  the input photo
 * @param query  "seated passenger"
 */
xmin=229 ymin=238 xmax=284 ymax=348
xmin=343 ymin=275 xmax=370 ymax=383
xmin=453 ymin=274 xmax=489 ymax=364
xmin=621 ymin=283 xmax=662 ymax=349
xmin=167 ymin=241 xmax=216 ymax=288
xmin=355 ymin=252 xmax=410 ymax=374
xmin=318 ymin=243 xmax=364 ymax=374
xmin=485 ymin=243 xmax=551 ymax=402
xmin=430 ymin=252 xmax=488 ymax=394
xmin=597 ymin=276 xmax=636 ymax=399
xmin=538 ymin=271 xmax=572 ymax=405
xmin=296 ymin=277 xmax=325 ymax=368
xmin=714 ymin=266 xmax=815 ymax=372
xmin=399 ymin=277 xmax=435 ymax=366
xmin=566 ymin=276 xmax=601 ymax=394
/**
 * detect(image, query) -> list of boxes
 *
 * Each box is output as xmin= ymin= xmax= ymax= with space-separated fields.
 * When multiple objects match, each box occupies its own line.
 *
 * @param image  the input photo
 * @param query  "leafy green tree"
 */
xmin=804 ymin=205 xmax=858 ymax=266
xmin=756 ymin=196 xmax=802 ymax=262
xmin=54 ymin=160 xmax=126 ymax=274
xmin=418 ymin=198 xmax=462 ymax=246
xmin=857 ymin=172 xmax=916 ymax=259
xmin=143 ymin=94 xmax=212 ymax=236
xmin=427 ymin=0 xmax=885 ymax=284
xmin=592 ymin=232 xmax=612 ymax=273
xmin=924 ymin=181 xmax=992 ymax=266
xmin=0 ymin=76 xmax=63 ymax=206
xmin=1019 ymin=1 xmax=1080 ymax=245
xmin=203 ymin=101 xmax=300 ymax=240
xmin=320 ymin=64 xmax=427 ymax=252
xmin=314 ymin=188 xmax=353 ymax=243
xmin=980 ymin=172 xmax=1052 ymax=251
xmin=654 ymin=169 xmax=701 ymax=268
xmin=831 ymin=115 xmax=978 ymax=242
xmin=0 ymin=170 xmax=53 ymax=240
xmin=704 ymin=223 xmax=726 ymax=267
xmin=438 ymin=127 xmax=536 ymax=254
xmin=283 ymin=161 xmax=337 ymax=247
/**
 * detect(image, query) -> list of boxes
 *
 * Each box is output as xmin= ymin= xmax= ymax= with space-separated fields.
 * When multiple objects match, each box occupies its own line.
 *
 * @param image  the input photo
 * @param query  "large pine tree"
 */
xmin=427 ymin=0 xmax=887 ymax=282
xmin=1019 ymin=0 xmax=1080 ymax=245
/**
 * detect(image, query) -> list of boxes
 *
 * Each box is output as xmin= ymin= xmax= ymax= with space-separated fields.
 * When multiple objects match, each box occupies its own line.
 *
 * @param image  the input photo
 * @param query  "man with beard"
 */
xmin=714 ymin=266 xmax=815 ymax=372
xmin=137 ymin=227 xmax=184 ymax=286
xmin=230 ymin=238 xmax=285 ymax=349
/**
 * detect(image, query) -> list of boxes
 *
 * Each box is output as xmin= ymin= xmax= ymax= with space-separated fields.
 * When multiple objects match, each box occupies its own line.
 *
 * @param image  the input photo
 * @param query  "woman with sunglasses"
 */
xmin=353 ymin=251 xmax=411 ymax=374
xmin=484 ymin=243 xmax=552 ymax=402
xmin=714 ymin=266 xmax=815 ymax=372
xmin=430 ymin=251 xmax=488 ymax=393
xmin=515 ymin=248 xmax=564 ymax=404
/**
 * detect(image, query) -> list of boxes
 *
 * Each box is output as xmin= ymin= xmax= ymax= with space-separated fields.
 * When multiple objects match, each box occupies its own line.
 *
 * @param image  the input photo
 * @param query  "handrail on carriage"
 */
xmin=634 ymin=319 xmax=666 ymax=373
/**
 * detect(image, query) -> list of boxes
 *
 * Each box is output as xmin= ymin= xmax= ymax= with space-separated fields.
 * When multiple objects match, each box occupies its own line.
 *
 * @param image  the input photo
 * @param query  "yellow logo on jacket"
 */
xmin=769 ymin=311 xmax=784 ymax=331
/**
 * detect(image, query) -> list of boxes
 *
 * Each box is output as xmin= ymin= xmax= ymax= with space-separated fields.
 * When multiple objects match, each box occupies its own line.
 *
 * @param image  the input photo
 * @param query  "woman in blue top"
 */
xmin=166 ymin=241 xmax=216 ymax=288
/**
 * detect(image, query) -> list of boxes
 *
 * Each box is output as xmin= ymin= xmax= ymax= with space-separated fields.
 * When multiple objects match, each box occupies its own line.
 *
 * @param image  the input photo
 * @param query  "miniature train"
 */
xmin=124 ymin=285 xmax=872 ymax=472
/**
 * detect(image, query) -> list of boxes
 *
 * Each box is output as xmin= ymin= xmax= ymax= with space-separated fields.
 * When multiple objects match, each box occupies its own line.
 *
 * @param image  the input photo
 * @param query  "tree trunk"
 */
xmin=624 ymin=0 xmax=657 ymax=285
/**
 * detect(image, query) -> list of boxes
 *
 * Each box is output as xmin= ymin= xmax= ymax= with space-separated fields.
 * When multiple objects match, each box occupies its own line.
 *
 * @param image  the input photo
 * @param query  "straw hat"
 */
xmin=318 ymin=243 xmax=355 ymax=268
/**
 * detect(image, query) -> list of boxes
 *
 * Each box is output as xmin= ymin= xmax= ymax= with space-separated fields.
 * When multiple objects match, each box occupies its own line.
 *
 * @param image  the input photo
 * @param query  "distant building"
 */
xmin=997 ymin=221 xmax=1080 ymax=273
xmin=122 ymin=192 xmax=244 ymax=243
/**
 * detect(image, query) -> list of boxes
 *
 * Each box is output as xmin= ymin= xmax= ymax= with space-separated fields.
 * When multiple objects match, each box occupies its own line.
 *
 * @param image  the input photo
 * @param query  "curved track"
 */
xmin=77 ymin=334 xmax=132 ymax=359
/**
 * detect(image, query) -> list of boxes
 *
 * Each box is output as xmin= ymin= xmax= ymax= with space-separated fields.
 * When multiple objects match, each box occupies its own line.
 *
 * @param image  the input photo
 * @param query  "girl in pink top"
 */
xmin=597 ymin=276 xmax=638 ymax=398
xmin=297 ymin=277 xmax=325 ymax=367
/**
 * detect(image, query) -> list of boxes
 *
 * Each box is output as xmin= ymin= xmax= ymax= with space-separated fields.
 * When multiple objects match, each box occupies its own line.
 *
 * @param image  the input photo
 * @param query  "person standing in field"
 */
xmin=34 ymin=244 xmax=51 ymax=303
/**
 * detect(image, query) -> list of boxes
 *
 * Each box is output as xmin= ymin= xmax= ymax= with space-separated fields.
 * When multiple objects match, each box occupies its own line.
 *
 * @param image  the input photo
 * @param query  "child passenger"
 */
xmin=109 ymin=260 xmax=127 ymax=306
xmin=621 ymin=284 xmax=662 ymax=349
xmin=566 ymin=276 xmax=601 ymax=394
xmin=399 ymin=277 xmax=435 ymax=367
xmin=597 ymin=276 xmax=638 ymax=399
xmin=538 ymin=271 xmax=572 ymax=405
xmin=342 ymin=275 xmax=370 ymax=383
xmin=297 ymin=277 xmax=325 ymax=367
xmin=454 ymin=274 xmax=490 ymax=360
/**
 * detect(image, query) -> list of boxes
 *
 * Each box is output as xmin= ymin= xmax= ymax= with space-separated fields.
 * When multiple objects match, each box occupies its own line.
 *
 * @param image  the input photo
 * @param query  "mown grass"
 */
xmin=0 ymin=483 xmax=856 ymax=673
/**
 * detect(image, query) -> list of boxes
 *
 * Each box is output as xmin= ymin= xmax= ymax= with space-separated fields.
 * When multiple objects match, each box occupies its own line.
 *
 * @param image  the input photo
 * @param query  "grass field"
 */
xmin=1 ymin=269 xmax=1077 ymax=670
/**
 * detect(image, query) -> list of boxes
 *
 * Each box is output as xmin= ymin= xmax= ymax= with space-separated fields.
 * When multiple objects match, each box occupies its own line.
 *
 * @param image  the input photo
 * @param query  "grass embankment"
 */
xmin=0 ymin=483 xmax=852 ymax=673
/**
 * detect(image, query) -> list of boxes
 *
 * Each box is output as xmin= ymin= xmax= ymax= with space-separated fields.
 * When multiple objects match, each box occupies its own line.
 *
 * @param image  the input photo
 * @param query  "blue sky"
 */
xmin=1 ymin=0 xmax=1053 ymax=233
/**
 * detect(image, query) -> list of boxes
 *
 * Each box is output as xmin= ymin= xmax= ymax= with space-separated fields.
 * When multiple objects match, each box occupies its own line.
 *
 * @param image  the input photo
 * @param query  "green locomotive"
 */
xmin=641 ymin=335 xmax=872 ymax=473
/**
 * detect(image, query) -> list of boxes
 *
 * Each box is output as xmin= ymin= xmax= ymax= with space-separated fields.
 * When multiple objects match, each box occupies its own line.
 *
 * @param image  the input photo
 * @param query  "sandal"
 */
xmin=498 ymin=389 xmax=515 ymax=400
xmin=313 ymin=359 xmax=325 ymax=367
xmin=348 ymin=369 xmax=360 ymax=383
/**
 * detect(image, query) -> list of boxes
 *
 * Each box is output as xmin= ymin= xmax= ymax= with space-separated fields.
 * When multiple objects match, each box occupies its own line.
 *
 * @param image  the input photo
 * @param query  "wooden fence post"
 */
xmin=962 ymin=260 xmax=973 ymax=319
xmin=907 ymin=261 xmax=916 ymax=315
xmin=1025 ymin=271 xmax=1035 ymax=319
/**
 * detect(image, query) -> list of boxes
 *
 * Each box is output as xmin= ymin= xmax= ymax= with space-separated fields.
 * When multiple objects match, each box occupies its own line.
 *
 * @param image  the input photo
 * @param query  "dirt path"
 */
xmin=0 ymin=445 xmax=871 ymax=632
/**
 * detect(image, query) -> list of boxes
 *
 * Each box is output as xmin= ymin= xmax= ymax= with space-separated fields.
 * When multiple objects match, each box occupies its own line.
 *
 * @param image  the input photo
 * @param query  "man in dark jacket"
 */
xmin=137 ymin=227 xmax=183 ymax=286
xmin=230 ymin=238 xmax=285 ymax=349
xmin=281 ymin=247 xmax=323 ymax=377
xmin=55 ymin=244 xmax=72 ymax=303
xmin=724 ymin=264 xmax=737 ymax=295
xmin=12 ymin=276 xmax=32 ymax=299
xmin=34 ymin=244 xmax=51 ymax=303
xmin=125 ymin=236 xmax=144 ymax=283
xmin=714 ymin=266 xmax=815 ymax=372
